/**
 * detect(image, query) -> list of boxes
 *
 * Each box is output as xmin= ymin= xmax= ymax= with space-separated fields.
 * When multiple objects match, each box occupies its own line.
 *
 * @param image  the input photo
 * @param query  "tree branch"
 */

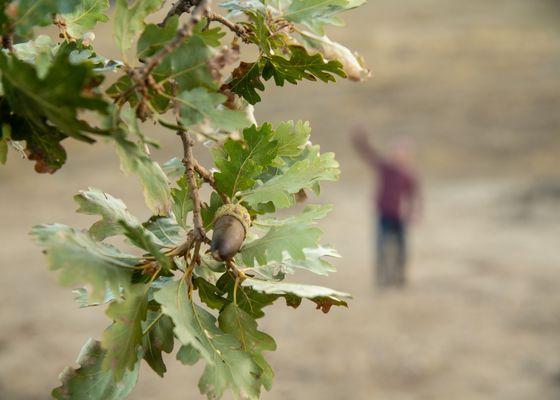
xmin=207 ymin=12 xmax=250 ymax=41
xmin=160 ymin=0 xmax=198 ymax=27
xmin=177 ymin=130 xmax=206 ymax=242
xmin=194 ymin=161 xmax=230 ymax=204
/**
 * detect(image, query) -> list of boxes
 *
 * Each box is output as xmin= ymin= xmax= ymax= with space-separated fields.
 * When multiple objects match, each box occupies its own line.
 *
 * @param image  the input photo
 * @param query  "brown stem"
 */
xmin=226 ymin=259 xmax=247 ymax=280
xmin=160 ymin=0 xmax=198 ymax=27
xmin=194 ymin=161 xmax=230 ymax=204
xmin=185 ymin=240 xmax=201 ymax=297
xmin=1 ymin=34 xmax=13 ymax=51
xmin=168 ymin=231 xmax=195 ymax=257
xmin=207 ymin=12 xmax=249 ymax=41
xmin=177 ymin=129 xmax=206 ymax=241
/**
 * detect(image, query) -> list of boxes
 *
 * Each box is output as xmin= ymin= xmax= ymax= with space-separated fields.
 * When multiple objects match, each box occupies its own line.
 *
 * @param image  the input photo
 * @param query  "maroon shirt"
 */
xmin=376 ymin=160 xmax=417 ymax=221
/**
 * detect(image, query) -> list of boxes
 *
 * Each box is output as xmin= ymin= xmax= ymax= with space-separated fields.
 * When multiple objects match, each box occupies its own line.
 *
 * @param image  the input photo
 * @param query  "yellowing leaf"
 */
xmin=300 ymin=31 xmax=370 ymax=81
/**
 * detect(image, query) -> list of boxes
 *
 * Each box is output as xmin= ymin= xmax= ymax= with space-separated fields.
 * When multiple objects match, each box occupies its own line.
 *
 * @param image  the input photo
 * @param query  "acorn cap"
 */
xmin=213 ymin=203 xmax=251 ymax=234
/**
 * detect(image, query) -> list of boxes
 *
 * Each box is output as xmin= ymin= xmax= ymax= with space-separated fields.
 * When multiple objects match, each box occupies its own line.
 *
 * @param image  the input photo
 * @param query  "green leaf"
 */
xmin=119 ymin=103 xmax=159 ymax=147
xmin=224 ymin=61 xmax=265 ymax=105
xmin=107 ymin=74 xmax=172 ymax=114
xmin=113 ymin=134 xmax=172 ymax=215
xmin=201 ymin=191 xmax=223 ymax=229
xmin=213 ymin=123 xmax=278 ymax=198
xmin=219 ymin=303 xmax=277 ymax=390
xmin=217 ymin=273 xmax=278 ymax=319
xmin=176 ymin=344 xmax=201 ymax=365
xmin=163 ymin=34 xmax=217 ymax=91
xmin=171 ymin=176 xmax=194 ymax=230
xmin=137 ymin=15 xmax=178 ymax=59
xmin=245 ymin=11 xmax=274 ymax=56
xmin=254 ymin=204 xmax=333 ymax=226
xmin=0 ymin=98 xmax=67 ymax=173
xmin=241 ymin=204 xmax=332 ymax=270
xmin=221 ymin=0 xmax=267 ymax=15
xmin=193 ymin=23 xmax=226 ymax=47
xmin=52 ymin=339 xmax=140 ymax=400
xmin=274 ymin=120 xmax=311 ymax=158
xmin=12 ymin=35 xmax=56 ymax=79
xmin=239 ymin=146 xmax=339 ymax=209
xmin=0 ymin=47 xmax=108 ymax=142
xmin=73 ymin=287 xmax=117 ymax=308
xmin=162 ymin=157 xmax=185 ymax=179
xmin=263 ymin=46 xmax=346 ymax=86
xmin=73 ymin=187 xmax=171 ymax=271
xmin=243 ymin=278 xmax=352 ymax=312
xmin=119 ymin=221 xmax=171 ymax=272
xmin=282 ymin=245 xmax=339 ymax=276
xmin=241 ymin=222 xmax=322 ymax=267
xmin=177 ymin=87 xmax=249 ymax=132
xmin=0 ymin=0 xmax=8 ymax=33
xmin=114 ymin=0 xmax=164 ymax=54
xmin=12 ymin=0 xmax=81 ymax=36
xmin=194 ymin=277 xmax=227 ymax=310
xmin=154 ymin=279 xmax=264 ymax=399
xmin=61 ymin=0 xmax=110 ymax=38
xmin=143 ymin=216 xmax=183 ymax=246
xmin=31 ymin=224 xmax=138 ymax=303
xmin=102 ymin=284 xmax=148 ymax=380
xmin=0 ymin=120 xmax=9 ymax=165
xmin=74 ymin=187 xmax=139 ymax=241
xmin=153 ymin=280 xmax=212 ymax=362
xmin=283 ymin=0 xmax=361 ymax=35
xmin=142 ymin=311 xmax=174 ymax=377
xmin=139 ymin=18 xmax=216 ymax=91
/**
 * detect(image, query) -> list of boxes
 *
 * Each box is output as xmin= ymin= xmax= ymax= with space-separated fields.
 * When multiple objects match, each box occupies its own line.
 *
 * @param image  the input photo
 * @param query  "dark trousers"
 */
xmin=376 ymin=215 xmax=407 ymax=287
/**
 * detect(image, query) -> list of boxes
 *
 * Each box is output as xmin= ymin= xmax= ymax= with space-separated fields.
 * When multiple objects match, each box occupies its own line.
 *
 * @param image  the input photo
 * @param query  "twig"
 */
xmin=1 ymin=34 xmax=13 ymax=51
xmin=177 ymin=129 xmax=206 ymax=241
xmin=185 ymin=241 xmax=201 ymax=297
xmin=226 ymin=260 xmax=247 ymax=305
xmin=194 ymin=161 xmax=230 ymax=204
xmin=160 ymin=0 xmax=197 ymax=27
xmin=226 ymin=259 xmax=247 ymax=280
xmin=207 ymin=12 xmax=250 ymax=41
xmin=168 ymin=231 xmax=195 ymax=257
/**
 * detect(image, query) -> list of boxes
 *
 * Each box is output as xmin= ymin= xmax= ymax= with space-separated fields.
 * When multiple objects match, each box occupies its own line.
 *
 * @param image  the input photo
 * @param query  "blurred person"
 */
xmin=352 ymin=127 xmax=421 ymax=288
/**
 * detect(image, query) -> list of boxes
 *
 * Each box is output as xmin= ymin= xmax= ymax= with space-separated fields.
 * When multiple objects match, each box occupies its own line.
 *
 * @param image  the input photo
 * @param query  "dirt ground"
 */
xmin=2 ymin=0 xmax=560 ymax=399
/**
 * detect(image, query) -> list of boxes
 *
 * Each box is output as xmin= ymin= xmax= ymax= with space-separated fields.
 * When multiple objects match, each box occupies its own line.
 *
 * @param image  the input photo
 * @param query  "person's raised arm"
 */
xmin=351 ymin=126 xmax=382 ymax=169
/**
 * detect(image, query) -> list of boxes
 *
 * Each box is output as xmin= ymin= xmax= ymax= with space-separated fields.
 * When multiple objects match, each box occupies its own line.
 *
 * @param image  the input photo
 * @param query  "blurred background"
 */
xmin=2 ymin=0 xmax=560 ymax=398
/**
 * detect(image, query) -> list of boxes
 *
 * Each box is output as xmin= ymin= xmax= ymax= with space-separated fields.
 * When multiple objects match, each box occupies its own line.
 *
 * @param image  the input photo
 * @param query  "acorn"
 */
xmin=210 ymin=204 xmax=251 ymax=262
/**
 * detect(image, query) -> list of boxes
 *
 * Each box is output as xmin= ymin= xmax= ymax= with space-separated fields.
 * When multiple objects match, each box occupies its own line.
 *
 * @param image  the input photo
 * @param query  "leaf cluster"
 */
xmin=0 ymin=0 xmax=368 ymax=399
